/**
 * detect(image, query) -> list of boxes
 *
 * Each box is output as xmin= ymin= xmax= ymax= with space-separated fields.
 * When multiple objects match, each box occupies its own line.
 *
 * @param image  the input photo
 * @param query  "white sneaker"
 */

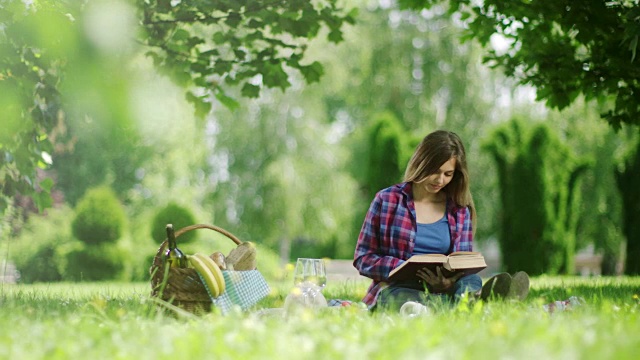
xmin=399 ymin=301 xmax=430 ymax=317
xmin=508 ymin=271 xmax=530 ymax=301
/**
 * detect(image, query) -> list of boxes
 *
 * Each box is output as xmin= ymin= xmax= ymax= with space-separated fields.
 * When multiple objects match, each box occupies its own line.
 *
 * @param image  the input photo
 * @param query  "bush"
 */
xmin=15 ymin=244 xmax=64 ymax=283
xmin=72 ymin=186 xmax=126 ymax=245
xmin=483 ymin=119 xmax=588 ymax=275
xmin=289 ymin=237 xmax=337 ymax=260
xmin=62 ymin=244 xmax=124 ymax=281
xmin=364 ymin=112 xmax=411 ymax=200
xmin=150 ymin=202 xmax=197 ymax=243
xmin=10 ymin=206 xmax=75 ymax=283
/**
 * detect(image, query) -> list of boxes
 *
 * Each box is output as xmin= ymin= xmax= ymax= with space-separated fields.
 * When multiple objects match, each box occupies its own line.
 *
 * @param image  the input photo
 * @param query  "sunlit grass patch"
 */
xmin=0 ymin=277 xmax=639 ymax=359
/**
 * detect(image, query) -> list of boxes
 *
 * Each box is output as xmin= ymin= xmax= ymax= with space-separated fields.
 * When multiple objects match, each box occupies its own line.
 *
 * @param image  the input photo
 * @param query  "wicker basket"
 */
xmin=150 ymin=223 xmax=242 ymax=314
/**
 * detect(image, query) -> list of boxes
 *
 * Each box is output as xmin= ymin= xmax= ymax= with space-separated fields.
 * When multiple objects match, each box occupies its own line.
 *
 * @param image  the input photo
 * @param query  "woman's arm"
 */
xmin=353 ymin=194 xmax=404 ymax=282
xmin=457 ymin=206 xmax=474 ymax=252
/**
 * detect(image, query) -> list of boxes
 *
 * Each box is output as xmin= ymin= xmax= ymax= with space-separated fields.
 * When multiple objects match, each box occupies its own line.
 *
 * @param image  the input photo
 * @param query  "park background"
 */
xmin=2 ymin=0 xmax=640 ymax=285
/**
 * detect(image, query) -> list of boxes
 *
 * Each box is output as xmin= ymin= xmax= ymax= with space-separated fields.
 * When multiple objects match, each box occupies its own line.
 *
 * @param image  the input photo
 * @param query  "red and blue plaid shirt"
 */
xmin=353 ymin=182 xmax=474 ymax=307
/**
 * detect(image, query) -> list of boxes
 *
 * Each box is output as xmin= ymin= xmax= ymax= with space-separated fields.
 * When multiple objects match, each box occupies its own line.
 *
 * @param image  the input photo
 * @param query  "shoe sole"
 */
xmin=508 ymin=271 xmax=530 ymax=301
xmin=480 ymin=273 xmax=511 ymax=301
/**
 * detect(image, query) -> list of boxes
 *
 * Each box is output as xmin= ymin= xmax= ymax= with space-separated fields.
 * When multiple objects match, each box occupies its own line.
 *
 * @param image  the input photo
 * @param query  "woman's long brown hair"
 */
xmin=404 ymin=130 xmax=476 ymax=228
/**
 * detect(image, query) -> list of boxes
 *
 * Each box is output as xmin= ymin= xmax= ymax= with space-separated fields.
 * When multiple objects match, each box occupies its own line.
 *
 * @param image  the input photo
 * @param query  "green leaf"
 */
xmin=247 ymin=18 xmax=263 ymax=29
xmin=629 ymin=35 xmax=638 ymax=62
xmin=262 ymin=61 xmax=290 ymax=90
xmin=39 ymin=177 xmax=54 ymax=192
xmin=213 ymin=60 xmax=233 ymax=75
xmin=34 ymin=191 xmax=53 ymax=212
xmin=215 ymin=91 xmax=240 ymax=111
xmin=299 ymin=61 xmax=324 ymax=83
xmin=234 ymin=49 xmax=247 ymax=61
xmin=173 ymin=70 xmax=192 ymax=86
xmin=185 ymin=92 xmax=212 ymax=118
xmin=172 ymin=29 xmax=190 ymax=41
xmin=195 ymin=99 xmax=212 ymax=118
xmin=226 ymin=11 xmax=242 ymax=28
xmin=200 ymin=49 xmax=220 ymax=57
xmin=213 ymin=32 xmax=226 ymax=44
xmin=241 ymin=83 xmax=261 ymax=98
xmin=327 ymin=29 xmax=343 ymax=43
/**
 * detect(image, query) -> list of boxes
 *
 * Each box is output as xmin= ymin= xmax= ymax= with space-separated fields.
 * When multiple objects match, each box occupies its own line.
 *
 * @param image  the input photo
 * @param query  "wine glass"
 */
xmin=286 ymin=258 xmax=328 ymax=311
xmin=293 ymin=258 xmax=327 ymax=290
xmin=314 ymin=258 xmax=327 ymax=290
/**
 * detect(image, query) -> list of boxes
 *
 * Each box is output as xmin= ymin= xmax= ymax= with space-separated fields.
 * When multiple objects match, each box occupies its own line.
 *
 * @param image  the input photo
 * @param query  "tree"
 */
xmin=362 ymin=112 xmax=412 ymax=201
xmin=400 ymin=0 xmax=640 ymax=129
xmin=0 ymin=0 xmax=66 ymax=213
xmin=483 ymin=119 xmax=588 ymax=275
xmin=150 ymin=202 xmax=197 ymax=243
xmin=542 ymin=101 xmax=633 ymax=275
xmin=72 ymin=186 xmax=126 ymax=246
xmin=316 ymin=2 xmax=514 ymax=243
xmin=616 ymin=139 xmax=640 ymax=275
xmin=400 ymin=0 xmax=640 ymax=274
xmin=202 ymin=86 xmax=359 ymax=262
xmin=137 ymin=0 xmax=356 ymax=117
xmin=1 ymin=0 xmax=355 ymax=214
xmin=69 ymin=186 xmax=126 ymax=280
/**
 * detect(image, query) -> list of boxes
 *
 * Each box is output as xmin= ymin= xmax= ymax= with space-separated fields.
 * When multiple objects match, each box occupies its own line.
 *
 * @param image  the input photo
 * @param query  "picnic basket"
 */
xmin=149 ymin=223 xmax=242 ymax=314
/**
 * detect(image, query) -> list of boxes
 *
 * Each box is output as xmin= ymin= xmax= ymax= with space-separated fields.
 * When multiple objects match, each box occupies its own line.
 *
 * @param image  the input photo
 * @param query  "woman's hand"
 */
xmin=416 ymin=266 xmax=464 ymax=293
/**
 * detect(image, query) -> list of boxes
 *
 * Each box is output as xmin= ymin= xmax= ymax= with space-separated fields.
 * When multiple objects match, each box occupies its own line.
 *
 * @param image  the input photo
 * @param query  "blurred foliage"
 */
xmin=62 ymin=244 xmax=125 ymax=281
xmin=317 ymin=3 xmax=511 ymax=247
xmin=205 ymin=88 xmax=359 ymax=261
xmin=401 ymin=0 xmax=640 ymax=128
xmin=72 ymin=186 xmax=126 ymax=246
xmin=51 ymin=113 xmax=152 ymax=206
xmin=136 ymin=0 xmax=357 ymax=117
xmin=362 ymin=111 xmax=413 ymax=200
xmin=10 ymin=205 xmax=75 ymax=283
xmin=49 ymin=0 xmax=153 ymax=205
xmin=17 ymin=243 xmax=63 ymax=283
xmin=1 ymin=0 xmax=355 ymax=214
xmin=484 ymin=119 xmax=589 ymax=275
xmin=150 ymin=202 xmax=197 ymax=243
xmin=543 ymin=101 xmax=635 ymax=275
xmin=615 ymin=137 xmax=640 ymax=275
xmin=3 ymin=0 xmax=638 ymax=279
xmin=395 ymin=0 xmax=639 ymax=273
xmin=0 ymin=0 xmax=66 ymax=213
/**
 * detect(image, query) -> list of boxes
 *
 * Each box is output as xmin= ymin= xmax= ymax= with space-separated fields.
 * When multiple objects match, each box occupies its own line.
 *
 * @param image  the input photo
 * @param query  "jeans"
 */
xmin=375 ymin=273 xmax=482 ymax=312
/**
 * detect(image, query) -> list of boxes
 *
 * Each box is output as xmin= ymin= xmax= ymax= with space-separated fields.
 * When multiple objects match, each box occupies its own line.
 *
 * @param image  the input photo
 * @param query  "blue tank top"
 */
xmin=413 ymin=213 xmax=450 ymax=255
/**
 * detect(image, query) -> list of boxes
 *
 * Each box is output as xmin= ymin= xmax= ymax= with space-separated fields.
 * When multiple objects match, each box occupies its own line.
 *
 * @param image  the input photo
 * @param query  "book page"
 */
xmin=448 ymin=251 xmax=481 ymax=256
xmin=407 ymin=254 xmax=447 ymax=263
xmin=446 ymin=253 xmax=487 ymax=270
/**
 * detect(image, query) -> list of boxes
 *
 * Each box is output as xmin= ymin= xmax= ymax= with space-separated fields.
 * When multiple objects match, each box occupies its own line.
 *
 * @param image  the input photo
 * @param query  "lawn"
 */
xmin=0 ymin=276 xmax=638 ymax=359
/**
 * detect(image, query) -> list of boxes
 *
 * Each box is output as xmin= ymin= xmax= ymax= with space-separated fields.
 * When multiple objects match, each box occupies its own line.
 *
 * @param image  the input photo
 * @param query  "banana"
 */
xmin=188 ymin=254 xmax=220 ymax=298
xmin=194 ymin=253 xmax=226 ymax=296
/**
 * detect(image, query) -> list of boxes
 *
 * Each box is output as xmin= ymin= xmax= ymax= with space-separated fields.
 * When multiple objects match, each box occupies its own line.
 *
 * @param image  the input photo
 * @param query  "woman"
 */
xmin=353 ymin=130 xmax=528 ymax=311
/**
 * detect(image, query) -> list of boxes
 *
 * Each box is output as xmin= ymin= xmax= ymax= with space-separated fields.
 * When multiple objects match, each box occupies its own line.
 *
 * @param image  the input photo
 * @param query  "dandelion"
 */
xmin=285 ymin=263 xmax=295 ymax=272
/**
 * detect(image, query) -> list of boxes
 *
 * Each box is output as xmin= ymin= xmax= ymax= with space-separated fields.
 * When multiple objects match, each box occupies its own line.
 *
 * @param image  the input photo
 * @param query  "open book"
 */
xmin=388 ymin=251 xmax=487 ymax=282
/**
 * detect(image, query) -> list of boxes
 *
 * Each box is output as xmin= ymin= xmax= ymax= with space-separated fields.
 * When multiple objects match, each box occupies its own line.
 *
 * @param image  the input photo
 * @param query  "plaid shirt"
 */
xmin=353 ymin=182 xmax=474 ymax=307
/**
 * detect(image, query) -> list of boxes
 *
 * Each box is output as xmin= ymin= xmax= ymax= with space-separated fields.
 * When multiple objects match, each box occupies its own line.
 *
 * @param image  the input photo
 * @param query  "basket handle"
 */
xmin=175 ymin=223 xmax=243 ymax=245
xmin=155 ymin=223 xmax=243 ymax=258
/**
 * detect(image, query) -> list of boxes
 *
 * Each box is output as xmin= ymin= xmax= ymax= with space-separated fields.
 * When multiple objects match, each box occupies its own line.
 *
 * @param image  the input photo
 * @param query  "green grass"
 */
xmin=1 ymin=277 xmax=639 ymax=359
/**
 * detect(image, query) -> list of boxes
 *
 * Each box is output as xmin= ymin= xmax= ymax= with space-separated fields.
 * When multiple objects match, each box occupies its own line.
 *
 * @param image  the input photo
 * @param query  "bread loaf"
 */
xmin=209 ymin=251 xmax=227 ymax=270
xmin=226 ymin=242 xmax=257 ymax=271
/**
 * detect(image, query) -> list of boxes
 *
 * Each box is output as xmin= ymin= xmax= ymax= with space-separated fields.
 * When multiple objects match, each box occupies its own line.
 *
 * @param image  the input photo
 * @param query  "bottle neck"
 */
xmin=166 ymin=225 xmax=177 ymax=249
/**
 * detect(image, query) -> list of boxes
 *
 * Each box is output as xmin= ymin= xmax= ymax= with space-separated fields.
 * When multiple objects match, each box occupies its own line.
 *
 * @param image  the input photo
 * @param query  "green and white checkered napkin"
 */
xmin=198 ymin=270 xmax=270 ymax=314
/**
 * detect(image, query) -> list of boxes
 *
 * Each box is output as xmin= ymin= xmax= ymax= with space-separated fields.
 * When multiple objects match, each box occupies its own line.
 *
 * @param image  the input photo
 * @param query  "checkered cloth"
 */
xmin=198 ymin=270 xmax=270 ymax=314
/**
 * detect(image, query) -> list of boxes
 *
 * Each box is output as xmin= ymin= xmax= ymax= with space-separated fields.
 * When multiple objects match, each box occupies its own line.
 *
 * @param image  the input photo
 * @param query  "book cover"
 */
xmin=387 ymin=251 xmax=487 ymax=282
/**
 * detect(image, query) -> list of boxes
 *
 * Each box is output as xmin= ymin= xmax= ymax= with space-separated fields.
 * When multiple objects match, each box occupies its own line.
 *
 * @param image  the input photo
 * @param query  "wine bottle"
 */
xmin=164 ymin=224 xmax=187 ymax=268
